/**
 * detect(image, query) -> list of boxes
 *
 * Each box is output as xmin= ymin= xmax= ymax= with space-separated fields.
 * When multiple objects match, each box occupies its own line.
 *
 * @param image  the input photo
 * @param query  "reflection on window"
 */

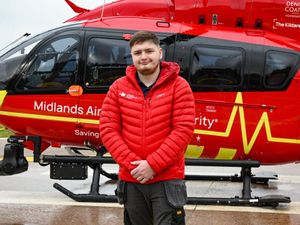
xmin=17 ymin=36 xmax=79 ymax=90
xmin=190 ymin=46 xmax=242 ymax=86
xmin=264 ymin=51 xmax=299 ymax=87
xmin=0 ymin=42 xmax=40 ymax=90
xmin=85 ymin=38 xmax=132 ymax=87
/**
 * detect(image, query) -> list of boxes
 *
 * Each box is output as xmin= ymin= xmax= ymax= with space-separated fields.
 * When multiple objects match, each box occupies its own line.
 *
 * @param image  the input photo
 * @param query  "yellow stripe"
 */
xmin=0 ymin=110 xmax=77 ymax=122
xmin=185 ymin=145 xmax=204 ymax=158
xmin=215 ymin=148 xmax=237 ymax=160
xmin=194 ymin=98 xmax=238 ymax=137
xmin=0 ymin=91 xmax=98 ymax=125
xmin=0 ymin=110 xmax=99 ymax=125
xmin=78 ymin=118 xmax=99 ymax=125
xmin=26 ymin=156 xmax=34 ymax=162
xmin=194 ymin=92 xmax=300 ymax=155
xmin=2 ymin=91 xmax=300 ymax=159
xmin=0 ymin=90 xmax=7 ymax=107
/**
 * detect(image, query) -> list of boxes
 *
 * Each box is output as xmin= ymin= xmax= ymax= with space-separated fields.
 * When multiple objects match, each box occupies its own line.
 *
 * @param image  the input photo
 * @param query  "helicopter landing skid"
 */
xmin=40 ymin=148 xmax=291 ymax=207
xmin=185 ymin=170 xmax=278 ymax=184
xmin=42 ymin=147 xmax=118 ymax=203
xmin=184 ymin=159 xmax=290 ymax=207
xmin=53 ymin=164 xmax=118 ymax=203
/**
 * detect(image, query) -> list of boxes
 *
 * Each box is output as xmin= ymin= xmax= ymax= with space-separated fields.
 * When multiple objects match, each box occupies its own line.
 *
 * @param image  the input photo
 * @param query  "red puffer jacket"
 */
xmin=100 ymin=61 xmax=195 ymax=183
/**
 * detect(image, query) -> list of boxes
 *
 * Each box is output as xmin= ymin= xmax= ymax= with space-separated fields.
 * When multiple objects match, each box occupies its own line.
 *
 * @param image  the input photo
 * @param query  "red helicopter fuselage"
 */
xmin=0 ymin=0 xmax=300 ymax=165
xmin=66 ymin=0 xmax=300 ymax=42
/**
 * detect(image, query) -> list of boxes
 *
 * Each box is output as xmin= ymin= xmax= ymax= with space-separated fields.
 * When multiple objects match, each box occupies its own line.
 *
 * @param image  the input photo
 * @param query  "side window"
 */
xmin=16 ymin=36 xmax=79 ymax=90
xmin=190 ymin=46 xmax=243 ymax=87
xmin=264 ymin=51 xmax=299 ymax=87
xmin=85 ymin=38 xmax=132 ymax=87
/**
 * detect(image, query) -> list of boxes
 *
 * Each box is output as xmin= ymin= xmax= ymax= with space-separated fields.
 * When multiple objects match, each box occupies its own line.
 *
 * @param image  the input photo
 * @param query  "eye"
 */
xmin=145 ymin=49 xmax=155 ymax=54
xmin=132 ymin=50 xmax=142 ymax=56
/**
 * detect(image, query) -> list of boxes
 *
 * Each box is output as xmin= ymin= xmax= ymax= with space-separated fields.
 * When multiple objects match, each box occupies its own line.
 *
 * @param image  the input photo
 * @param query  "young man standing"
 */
xmin=100 ymin=31 xmax=195 ymax=225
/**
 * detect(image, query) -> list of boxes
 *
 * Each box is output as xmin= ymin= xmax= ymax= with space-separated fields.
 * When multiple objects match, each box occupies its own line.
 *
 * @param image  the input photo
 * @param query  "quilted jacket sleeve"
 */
xmin=99 ymin=81 xmax=141 ymax=172
xmin=146 ymin=77 xmax=195 ymax=174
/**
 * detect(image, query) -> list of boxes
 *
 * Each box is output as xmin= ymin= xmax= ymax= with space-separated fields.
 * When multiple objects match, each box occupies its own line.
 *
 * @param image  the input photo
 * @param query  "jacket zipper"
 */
xmin=142 ymin=95 xmax=151 ymax=157
xmin=142 ymin=98 xmax=146 ymax=155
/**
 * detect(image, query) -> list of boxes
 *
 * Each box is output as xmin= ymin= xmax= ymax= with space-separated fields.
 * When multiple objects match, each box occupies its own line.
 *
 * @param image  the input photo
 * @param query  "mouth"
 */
xmin=140 ymin=60 xmax=150 ymax=65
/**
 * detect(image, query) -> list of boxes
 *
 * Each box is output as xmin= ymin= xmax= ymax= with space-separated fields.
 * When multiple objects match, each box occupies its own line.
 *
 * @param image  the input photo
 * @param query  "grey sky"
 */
xmin=0 ymin=0 xmax=107 ymax=50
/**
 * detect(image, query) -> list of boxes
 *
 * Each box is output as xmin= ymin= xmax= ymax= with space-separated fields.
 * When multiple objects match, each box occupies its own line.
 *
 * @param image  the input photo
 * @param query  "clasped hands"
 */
xmin=130 ymin=160 xmax=155 ymax=184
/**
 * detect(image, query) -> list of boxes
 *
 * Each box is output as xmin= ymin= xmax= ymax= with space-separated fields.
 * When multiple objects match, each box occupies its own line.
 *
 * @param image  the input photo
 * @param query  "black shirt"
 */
xmin=136 ymin=73 xmax=158 ymax=97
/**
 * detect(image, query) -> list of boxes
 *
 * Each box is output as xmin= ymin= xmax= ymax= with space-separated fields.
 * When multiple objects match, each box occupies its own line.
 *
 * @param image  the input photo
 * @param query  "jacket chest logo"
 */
xmin=156 ymin=93 xmax=166 ymax=98
xmin=119 ymin=91 xmax=138 ymax=100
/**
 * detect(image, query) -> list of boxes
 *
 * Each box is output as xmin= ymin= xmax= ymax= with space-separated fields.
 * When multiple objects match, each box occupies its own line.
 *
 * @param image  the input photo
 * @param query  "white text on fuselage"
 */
xmin=285 ymin=1 xmax=300 ymax=13
xmin=33 ymin=101 xmax=101 ymax=116
xmin=74 ymin=129 xmax=100 ymax=139
xmin=194 ymin=114 xmax=218 ymax=129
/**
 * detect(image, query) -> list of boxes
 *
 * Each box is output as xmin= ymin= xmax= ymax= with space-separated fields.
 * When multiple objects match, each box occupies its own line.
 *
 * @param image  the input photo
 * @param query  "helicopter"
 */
xmin=0 ymin=0 xmax=299 ymax=207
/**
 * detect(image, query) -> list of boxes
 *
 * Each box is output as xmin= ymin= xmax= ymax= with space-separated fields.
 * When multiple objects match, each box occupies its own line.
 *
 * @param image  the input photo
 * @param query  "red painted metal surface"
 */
xmin=0 ymin=0 xmax=299 ymax=164
xmin=66 ymin=0 xmax=300 ymax=42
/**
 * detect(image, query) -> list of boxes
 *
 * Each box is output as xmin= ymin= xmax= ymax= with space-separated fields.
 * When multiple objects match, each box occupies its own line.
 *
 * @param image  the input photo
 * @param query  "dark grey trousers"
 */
xmin=123 ymin=181 xmax=186 ymax=225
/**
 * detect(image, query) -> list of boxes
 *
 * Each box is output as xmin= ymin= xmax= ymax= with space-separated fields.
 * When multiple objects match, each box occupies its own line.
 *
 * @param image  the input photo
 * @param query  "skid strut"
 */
xmin=1 ymin=136 xmax=290 ymax=206
xmin=41 ymin=147 xmax=291 ymax=207
xmin=43 ymin=148 xmax=118 ymax=203
xmin=185 ymin=159 xmax=290 ymax=207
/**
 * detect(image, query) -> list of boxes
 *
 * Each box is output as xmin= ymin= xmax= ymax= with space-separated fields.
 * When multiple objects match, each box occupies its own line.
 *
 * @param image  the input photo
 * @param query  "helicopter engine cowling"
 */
xmin=0 ymin=143 xmax=28 ymax=175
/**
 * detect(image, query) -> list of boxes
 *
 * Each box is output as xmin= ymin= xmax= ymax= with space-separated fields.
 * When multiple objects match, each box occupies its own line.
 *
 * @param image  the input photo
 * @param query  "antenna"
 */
xmin=100 ymin=0 xmax=106 ymax=20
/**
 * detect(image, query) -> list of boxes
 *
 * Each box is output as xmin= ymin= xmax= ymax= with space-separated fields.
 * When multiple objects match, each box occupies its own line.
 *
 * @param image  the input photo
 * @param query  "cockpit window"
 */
xmin=16 ymin=35 xmax=79 ymax=90
xmin=85 ymin=38 xmax=132 ymax=87
xmin=0 ymin=37 xmax=44 ymax=90
xmin=0 ymin=24 xmax=80 ymax=90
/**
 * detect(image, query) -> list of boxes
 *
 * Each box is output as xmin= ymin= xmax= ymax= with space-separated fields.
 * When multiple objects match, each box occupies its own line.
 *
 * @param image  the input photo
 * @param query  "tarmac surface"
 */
xmin=0 ymin=140 xmax=300 ymax=225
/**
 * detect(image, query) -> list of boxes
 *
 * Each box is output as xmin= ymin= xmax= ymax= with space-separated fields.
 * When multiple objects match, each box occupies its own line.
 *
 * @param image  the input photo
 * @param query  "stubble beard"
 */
xmin=137 ymin=61 xmax=160 ymax=76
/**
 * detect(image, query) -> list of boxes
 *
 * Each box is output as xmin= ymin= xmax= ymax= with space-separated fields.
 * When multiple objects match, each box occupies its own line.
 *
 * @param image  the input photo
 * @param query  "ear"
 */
xmin=159 ymin=48 xmax=163 ymax=60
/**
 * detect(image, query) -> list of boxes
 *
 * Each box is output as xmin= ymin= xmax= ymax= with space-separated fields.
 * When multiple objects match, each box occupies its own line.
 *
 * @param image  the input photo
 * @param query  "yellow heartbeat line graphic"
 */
xmin=188 ymin=92 xmax=300 ymax=159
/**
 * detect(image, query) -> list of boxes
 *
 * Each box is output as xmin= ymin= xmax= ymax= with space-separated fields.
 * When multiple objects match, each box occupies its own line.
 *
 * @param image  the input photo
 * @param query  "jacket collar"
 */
xmin=125 ymin=61 xmax=180 ymax=90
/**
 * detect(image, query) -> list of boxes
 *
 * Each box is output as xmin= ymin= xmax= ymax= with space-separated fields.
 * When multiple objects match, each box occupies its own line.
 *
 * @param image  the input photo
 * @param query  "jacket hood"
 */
xmin=125 ymin=61 xmax=180 ymax=89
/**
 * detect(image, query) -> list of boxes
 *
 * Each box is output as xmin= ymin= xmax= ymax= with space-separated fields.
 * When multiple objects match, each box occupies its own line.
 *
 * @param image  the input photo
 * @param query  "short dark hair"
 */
xmin=129 ymin=31 xmax=160 ymax=48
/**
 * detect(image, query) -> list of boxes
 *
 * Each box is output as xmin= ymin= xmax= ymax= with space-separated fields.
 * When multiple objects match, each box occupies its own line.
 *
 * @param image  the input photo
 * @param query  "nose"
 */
xmin=140 ymin=51 xmax=148 ymax=59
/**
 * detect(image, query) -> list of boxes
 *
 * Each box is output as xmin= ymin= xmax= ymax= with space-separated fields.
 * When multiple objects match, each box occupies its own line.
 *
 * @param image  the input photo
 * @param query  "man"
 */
xmin=100 ymin=31 xmax=195 ymax=225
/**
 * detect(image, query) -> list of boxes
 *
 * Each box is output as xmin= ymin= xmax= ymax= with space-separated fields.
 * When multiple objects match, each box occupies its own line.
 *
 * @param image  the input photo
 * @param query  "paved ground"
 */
xmin=1 ymin=139 xmax=300 ymax=225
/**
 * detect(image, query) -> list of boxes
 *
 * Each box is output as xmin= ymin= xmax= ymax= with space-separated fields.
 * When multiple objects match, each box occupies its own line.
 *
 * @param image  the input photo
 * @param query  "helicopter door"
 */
xmin=75 ymin=33 xmax=133 ymax=146
xmin=75 ymin=31 xmax=176 ymax=146
xmin=8 ymin=33 xmax=82 ymax=145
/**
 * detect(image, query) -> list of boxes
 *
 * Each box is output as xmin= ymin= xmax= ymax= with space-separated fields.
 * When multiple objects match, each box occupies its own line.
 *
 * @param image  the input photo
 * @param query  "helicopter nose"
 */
xmin=0 ymin=54 xmax=27 ymax=90
xmin=0 ymin=61 xmax=8 ymax=90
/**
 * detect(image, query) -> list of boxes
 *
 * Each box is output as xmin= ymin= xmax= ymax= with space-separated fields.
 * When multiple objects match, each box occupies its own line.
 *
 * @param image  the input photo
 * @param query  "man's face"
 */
xmin=131 ymin=40 xmax=162 ymax=76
